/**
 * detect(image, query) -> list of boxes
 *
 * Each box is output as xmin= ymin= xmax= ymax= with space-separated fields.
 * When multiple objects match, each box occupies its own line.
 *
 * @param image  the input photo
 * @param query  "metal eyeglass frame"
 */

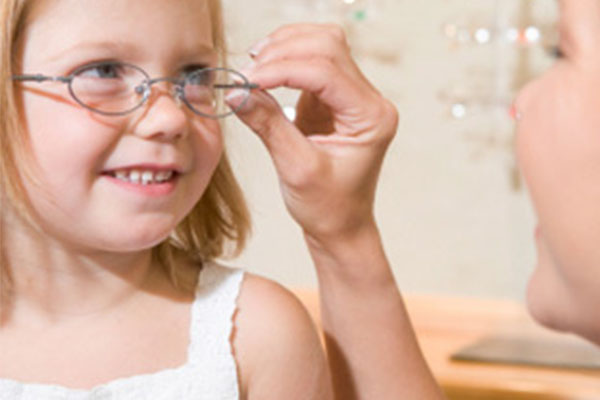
xmin=12 ymin=61 xmax=259 ymax=119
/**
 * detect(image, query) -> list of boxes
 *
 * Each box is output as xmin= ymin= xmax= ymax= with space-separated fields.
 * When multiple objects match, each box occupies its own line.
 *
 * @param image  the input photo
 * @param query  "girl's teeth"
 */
xmin=155 ymin=170 xmax=173 ymax=182
xmin=115 ymin=171 xmax=128 ymax=181
xmin=111 ymin=169 xmax=175 ymax=184
xmin=141 ymin=171 xmax=153 ymax=185
xmin=129 ymin=170 xmax=141 ymax=184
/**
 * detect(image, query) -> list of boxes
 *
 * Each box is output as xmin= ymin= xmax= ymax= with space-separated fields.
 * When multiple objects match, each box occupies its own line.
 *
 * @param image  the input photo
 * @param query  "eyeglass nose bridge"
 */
xmin=135 ymin=77 xmax=185 ymax=108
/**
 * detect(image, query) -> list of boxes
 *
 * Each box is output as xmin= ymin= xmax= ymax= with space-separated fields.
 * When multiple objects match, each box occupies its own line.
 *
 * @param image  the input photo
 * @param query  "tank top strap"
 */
xmin=186 ymin=261 xmax=245 ymax=369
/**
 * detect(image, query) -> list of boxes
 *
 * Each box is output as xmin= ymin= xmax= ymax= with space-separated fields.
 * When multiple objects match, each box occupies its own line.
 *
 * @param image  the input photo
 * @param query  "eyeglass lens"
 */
xmin=69 ymin=63 xmax=251 ymax=117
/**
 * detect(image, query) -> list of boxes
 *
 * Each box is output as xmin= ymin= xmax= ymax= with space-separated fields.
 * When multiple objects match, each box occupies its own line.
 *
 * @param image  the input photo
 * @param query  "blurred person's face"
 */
xmin=515 ymin=0 xmax=600 ymax=343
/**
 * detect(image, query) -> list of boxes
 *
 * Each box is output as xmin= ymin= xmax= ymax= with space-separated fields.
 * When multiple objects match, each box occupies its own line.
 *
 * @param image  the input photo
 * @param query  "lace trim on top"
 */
xmin=0 ymin=262 xmax=244 ymax=400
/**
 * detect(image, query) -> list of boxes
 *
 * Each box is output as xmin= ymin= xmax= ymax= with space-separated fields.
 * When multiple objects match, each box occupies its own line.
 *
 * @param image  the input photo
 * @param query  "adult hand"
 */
xmin=226 ymin=24 xmax=398 ymax=244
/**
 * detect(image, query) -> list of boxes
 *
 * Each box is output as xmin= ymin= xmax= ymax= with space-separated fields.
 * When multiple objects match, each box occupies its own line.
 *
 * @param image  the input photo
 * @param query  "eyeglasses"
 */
xmin=12 ymin=61 xmax=258 ymax=119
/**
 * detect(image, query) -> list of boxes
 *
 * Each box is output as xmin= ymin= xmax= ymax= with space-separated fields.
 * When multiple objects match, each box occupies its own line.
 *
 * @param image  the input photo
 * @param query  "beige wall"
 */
xmin=221 ymin=0 xmax=558 ymax=300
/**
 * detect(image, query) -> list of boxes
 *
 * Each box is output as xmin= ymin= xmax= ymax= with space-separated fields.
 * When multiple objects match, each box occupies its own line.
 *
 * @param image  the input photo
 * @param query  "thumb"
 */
xmin=226 ymin=89 xmax=318 ymax=177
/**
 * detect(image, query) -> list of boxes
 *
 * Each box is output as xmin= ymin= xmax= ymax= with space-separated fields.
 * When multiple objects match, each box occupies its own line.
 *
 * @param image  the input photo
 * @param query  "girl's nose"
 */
xmin=132 ymin=86 xmax=188 ymax=141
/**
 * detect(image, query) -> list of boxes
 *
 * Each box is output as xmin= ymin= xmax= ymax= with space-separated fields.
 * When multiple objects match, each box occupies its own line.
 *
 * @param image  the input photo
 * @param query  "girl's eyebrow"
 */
xmin=47 ymin=41 xmax=143 ymax=63
xmin=46 ymin=40 xmax=216 ymax=64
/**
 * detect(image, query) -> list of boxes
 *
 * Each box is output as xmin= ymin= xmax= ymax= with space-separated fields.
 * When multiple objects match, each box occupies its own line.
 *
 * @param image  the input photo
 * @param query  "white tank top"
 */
xmin=0 ymin=262 xmax=244 ymax=400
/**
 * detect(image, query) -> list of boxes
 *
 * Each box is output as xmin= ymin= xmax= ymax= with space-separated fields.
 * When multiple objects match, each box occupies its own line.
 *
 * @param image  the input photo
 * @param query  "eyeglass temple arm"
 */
xmin=214 ymin=83 xmax=260 ymax=90
xmin=12 ymin=74 xmax=70 ymax=83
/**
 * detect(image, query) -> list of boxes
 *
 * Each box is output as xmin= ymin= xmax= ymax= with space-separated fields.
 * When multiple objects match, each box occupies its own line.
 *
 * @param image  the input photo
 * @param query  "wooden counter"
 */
xmin=293 ymin=291 xmax=600 ymax=399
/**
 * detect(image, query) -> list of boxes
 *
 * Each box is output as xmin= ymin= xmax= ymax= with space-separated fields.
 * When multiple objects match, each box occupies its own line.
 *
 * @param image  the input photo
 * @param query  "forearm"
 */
xmin=305 ymin=224 xmax=445 ymax=400
xmin=236 ymin=21 xmax=438 ymax=399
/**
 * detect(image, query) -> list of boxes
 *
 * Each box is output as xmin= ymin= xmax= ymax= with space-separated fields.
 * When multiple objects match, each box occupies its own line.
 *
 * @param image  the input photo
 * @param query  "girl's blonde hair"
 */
xmin=0 ymin=0 xmax=250 ymax=308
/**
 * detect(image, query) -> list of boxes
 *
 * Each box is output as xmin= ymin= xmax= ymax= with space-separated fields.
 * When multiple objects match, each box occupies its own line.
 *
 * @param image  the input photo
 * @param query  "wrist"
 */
xmin=303 ymin=213 xmax=378 ymax=251
xmin=303 ymin=220 xmax=396 ymax=288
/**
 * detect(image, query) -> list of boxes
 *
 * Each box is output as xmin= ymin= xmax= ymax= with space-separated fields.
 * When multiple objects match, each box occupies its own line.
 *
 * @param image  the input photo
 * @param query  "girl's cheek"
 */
xmin=193 ymin=118 xmax=224 ymax=154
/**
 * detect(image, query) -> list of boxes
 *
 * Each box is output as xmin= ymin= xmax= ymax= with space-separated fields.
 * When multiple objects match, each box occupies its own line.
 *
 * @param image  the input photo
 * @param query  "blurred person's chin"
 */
xmin=526 ymin=233 xmax=600 ymax=345
xmin=526 ymin=266 xmax=567 ymax=334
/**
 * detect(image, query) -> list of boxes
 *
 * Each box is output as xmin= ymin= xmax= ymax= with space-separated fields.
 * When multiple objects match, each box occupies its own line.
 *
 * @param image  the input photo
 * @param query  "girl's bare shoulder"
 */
xmin=232 ymin=272 xmax=333 ymax=400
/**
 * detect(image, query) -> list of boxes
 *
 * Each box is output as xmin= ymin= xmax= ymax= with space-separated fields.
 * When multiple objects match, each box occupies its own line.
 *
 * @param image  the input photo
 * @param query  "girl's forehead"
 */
xmin=24 ymin=0 xmax=215 ymax=64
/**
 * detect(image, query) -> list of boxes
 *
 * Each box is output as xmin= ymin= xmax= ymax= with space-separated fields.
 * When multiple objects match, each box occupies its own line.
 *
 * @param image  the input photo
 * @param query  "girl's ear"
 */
xmin=558 ymin=0 xmax=600 ymax=59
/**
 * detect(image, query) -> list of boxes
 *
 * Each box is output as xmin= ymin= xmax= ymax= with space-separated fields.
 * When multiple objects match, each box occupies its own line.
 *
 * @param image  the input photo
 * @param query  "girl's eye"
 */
xmin=181 ymin=65 xmax=209 ymax=81
xmin=182 ymin=64 xmax=209 ymax=74
xmin=78 ymin=63 xmax=125 ymax=79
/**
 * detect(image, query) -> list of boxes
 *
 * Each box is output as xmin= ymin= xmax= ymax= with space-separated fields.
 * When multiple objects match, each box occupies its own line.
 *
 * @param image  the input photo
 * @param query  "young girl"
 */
xmin=0 ymin=0 xmax=442 ymax=399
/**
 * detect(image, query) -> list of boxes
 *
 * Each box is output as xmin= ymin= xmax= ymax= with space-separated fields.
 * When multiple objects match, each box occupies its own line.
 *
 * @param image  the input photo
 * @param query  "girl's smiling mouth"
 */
xmin=106 ymin=169 xmax=176 ymax=185
xmin=101 ymin=165 xmax=183 ymax=196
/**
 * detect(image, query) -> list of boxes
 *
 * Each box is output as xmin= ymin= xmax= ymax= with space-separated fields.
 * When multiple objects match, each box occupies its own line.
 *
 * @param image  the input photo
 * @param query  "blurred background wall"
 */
xmin=220 ymin=0 xmax=558 ymax=300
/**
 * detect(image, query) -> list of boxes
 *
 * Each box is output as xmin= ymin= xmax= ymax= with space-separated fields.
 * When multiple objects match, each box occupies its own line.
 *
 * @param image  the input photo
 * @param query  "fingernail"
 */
xmin=225 ymin=89 xmax=249 ymax=108
xmin=248 ymin=38 xmax=270 ymax=58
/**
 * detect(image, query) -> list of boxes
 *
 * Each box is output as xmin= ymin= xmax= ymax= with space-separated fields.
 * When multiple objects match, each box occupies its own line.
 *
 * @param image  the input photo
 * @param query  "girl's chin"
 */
xmin=94 ymin=219 xmax=182 ymax=251
xmin=98 ymin=236 xmax=173 ymax=253
xmin=67 ymin=229 xmax=175 ymax=254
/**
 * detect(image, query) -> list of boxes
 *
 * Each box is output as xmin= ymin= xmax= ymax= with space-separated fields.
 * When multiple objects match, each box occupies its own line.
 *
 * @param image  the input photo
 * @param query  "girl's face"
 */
xmin=515 ymin=0 xmax=600 ymax=342
xmin=16 ymin=0 xmax=222 ymax=253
